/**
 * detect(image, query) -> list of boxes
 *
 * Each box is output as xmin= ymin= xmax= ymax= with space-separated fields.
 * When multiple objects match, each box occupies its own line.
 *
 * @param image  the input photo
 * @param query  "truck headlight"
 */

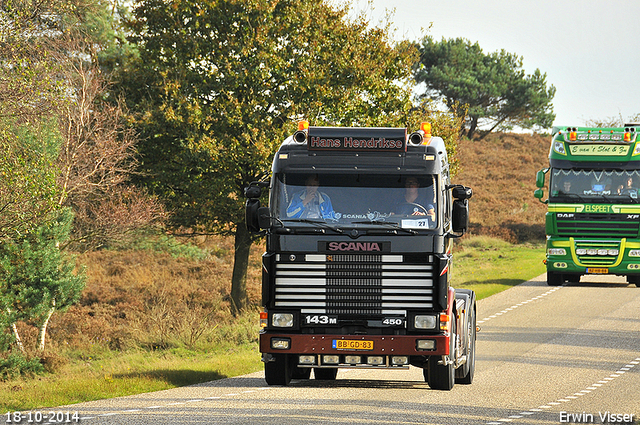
xmin=548 ymin=248 xmax=566 ymax=256
xmin=272 ymin=313 xmax=294 ymax=328
xmin=553 ymin=141 xmax=566 ymax=155
xmin=630 ymin=250 xmax=640 ymax=257
xmin=414 ymin=315 xmax=437 ymax=330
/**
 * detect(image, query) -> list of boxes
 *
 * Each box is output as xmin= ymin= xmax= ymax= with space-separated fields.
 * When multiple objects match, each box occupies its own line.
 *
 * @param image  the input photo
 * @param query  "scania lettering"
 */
xmin=535 ymin=125 xmax=640 ymax=286
xmin=245 ymin=121 xmax=475 ymax=390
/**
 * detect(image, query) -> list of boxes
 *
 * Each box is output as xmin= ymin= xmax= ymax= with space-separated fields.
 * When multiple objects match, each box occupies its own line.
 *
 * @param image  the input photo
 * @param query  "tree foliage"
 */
xmin=0 ymin=208 xmax=85 ymax=353
xmin=117 ymin=0 xmax=425 ymax=312
xmin=414 ymin=36 xmax=556 ymax=139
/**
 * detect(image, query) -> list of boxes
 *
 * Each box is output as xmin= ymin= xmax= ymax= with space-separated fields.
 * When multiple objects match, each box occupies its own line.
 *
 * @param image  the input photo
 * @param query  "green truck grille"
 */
xmin=573 ymin=240 xmax=621 ymax=267
xmin=557 ymin=213 xmax=639 ymax=238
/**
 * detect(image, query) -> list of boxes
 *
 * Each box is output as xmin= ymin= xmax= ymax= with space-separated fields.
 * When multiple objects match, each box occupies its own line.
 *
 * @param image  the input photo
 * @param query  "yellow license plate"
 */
xmin=586 ymin=267 xmax=608 ymax=274
xmin=332 ymin=339 xmax=374 ymax=350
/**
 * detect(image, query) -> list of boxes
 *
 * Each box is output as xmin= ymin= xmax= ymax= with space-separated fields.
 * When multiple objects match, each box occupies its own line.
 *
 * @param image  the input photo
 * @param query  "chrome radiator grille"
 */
xmin=273 ymin=254 xmax=434 ymax=315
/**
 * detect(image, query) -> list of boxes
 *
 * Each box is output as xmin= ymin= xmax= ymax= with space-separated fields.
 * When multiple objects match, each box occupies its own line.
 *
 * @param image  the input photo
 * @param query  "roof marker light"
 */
xmin=625 ymin=132 xmax=632 ymax=142
xmin=569 ymin=132 xmax=577 ymax=141
xmin=298 ymin=120 xmax=309 ymax=131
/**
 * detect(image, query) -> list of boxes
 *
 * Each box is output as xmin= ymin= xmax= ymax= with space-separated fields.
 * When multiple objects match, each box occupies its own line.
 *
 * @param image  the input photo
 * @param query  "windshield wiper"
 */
xmin=351 ymin=220 xmax=418 ymax=235
xmin=555 ymin=193 xmax=587 ymax=202
xmin=282 ymin=218 xmax=344 ymax=234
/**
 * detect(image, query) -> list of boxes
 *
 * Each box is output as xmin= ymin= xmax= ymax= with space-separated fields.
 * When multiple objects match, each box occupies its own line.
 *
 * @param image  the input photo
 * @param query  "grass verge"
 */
xmin=452 ymin=236 xmax=546 ymax=299
xmin=0 ymin=236 xmax=545 ymax=411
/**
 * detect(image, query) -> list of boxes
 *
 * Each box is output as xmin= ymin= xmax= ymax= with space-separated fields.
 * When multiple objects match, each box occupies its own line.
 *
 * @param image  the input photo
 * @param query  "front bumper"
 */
xmin=260 ymin=333 xmax=449 ymax=356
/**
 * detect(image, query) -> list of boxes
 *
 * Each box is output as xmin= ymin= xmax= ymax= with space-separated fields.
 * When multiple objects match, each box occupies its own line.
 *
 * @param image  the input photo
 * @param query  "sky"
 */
xmin=354 ymin=0 xmax=640 ymax=129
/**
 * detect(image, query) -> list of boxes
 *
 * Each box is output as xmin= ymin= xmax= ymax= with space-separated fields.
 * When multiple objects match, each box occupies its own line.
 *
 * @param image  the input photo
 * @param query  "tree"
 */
xmin=0 ymin=208 xmax=85 ymax=353
xmin=414 ymin=36 xmax=556 ymax=139
xmin=117 ymin=0 xmax=423 ymax=313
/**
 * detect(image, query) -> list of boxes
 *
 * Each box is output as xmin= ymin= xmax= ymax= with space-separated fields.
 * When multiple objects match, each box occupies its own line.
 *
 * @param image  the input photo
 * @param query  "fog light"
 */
xmin=414 ymin=315 xmax=437 ymax=330
xmin=391 ymin=356 xmax=409 ymax=365
xmin=367 ymin=356 xmax=384 ymax=365
xmin=416 ymin=339 xmax=436 ymax=351
xmin=322 ymin=355 xmax=339 ymax=364
xmin=345 ymin=355 xmax=361 ymax=364
xmin=299 ymin=355 xmax=316 ymax=365
xmin=548 ymin=248 xmax=566 ymax=256
xmin=271 ymin=338 xmax=290 ymax=350
xmin=272 ymin=313 xmax=294 ymax=328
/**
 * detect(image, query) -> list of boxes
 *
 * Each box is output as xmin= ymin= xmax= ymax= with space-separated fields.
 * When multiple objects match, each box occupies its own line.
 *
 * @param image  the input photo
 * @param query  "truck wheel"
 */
xmin=264 ymin=354 xmax=291 ymax=386
xmin=628 ymin=275 xmax=640 ymax=287
xmin=291 ymin=366 xmax=311 ymax=379
xmin=426 ymin=319 xmax=456 ymax=390
xmin=455 ymin=306 xmax=476 ymax=385
xmin=547 ymin=271 xmax=563 ymax=286
xmin=314 ymin=368 xmax=338 ymax=380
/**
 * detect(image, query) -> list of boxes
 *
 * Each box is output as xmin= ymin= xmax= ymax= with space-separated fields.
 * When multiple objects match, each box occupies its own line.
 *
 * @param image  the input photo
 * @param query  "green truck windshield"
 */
xmin=550 ymin=169 xmax=640 ymax=202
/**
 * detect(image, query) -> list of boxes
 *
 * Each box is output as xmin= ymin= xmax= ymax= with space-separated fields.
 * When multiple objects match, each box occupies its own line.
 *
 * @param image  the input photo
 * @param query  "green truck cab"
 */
xmin=535 ymin=125 xmax=640 ymax=286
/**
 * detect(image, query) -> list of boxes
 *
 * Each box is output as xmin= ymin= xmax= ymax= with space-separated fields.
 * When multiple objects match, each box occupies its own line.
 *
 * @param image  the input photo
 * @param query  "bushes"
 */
xmin=47 ymin=236 xmax=262 ymax=355
xmin=0 ymin=354 xmax=44 ymax=381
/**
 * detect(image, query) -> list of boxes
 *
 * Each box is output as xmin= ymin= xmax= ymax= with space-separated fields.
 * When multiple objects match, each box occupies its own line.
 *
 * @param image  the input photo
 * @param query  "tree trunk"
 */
xmin=37 ymin=300 xmax=56 ymax=352
xmin=230 ymin=222 xmax=252 ymax=316
xmin=466 ymin=116 xmax=479 ymax=139
xmin=11 ymin=322 xmax=25 ymax=354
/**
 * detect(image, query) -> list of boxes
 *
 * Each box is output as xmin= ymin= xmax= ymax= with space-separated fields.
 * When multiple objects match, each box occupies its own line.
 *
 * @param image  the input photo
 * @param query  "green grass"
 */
xmin=0 ymin=344 xmax=262 ymax=411
xmin=0 ymin=235 xmax=545 ymax=411
xmin=451 ymin=236 xmax=546 ymax=299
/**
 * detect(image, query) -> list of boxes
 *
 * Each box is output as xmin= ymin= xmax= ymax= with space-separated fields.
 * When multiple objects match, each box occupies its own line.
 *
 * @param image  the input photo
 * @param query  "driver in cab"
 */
xmin=392 ymin=177 xmax=436 ymax=223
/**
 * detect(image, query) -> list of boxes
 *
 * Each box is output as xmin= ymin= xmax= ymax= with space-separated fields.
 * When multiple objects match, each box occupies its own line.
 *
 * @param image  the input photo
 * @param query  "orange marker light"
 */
xmin=420 ymin=122 xmax=432 ymax=135
xmin=298 ymin=120 xmax=309 ymax=131
xmin=569 ymin=132 xmax=577 ymax=141
xmin=625 ymin=132 xmax=632 ymax=142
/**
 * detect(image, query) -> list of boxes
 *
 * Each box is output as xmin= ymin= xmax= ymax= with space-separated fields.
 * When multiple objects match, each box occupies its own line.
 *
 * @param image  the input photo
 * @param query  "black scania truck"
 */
xmin=245 ymin=122 xmax=475 ymax=390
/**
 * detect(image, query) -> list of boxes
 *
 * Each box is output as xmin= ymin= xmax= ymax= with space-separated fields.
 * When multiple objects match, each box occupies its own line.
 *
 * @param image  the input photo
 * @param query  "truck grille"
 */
xmin=556 ymin=213 xmax=639 ymax=238
xmin=273 ymin=254 xmax=434 ymax=315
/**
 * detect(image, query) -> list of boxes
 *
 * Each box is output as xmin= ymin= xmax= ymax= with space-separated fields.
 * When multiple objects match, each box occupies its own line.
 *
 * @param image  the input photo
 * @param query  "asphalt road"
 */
xmin=54 ymin=274 xmax=640 ymax=424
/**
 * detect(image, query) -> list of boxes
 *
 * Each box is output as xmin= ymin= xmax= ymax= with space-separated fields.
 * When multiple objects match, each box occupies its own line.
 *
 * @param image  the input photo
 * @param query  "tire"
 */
xmin=426 ymin=318 xmax=456 ymax=390
xmin=313 ymin=368 xmax=338 ymax=380
xmin=455 ymin=306 xmax=476 ymax=385
xmin=291 ymin=366 xmax=311 ymax=379
xmin=547 ymin=271 xmax=563 ymax=286
xmin=627 ymin=275 xmax=640 ymax=287
xmin=264 ymin=354 xmax=291 ymax=386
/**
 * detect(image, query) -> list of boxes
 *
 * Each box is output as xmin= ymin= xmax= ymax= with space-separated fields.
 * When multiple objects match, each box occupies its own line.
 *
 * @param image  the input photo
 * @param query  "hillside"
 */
xmin=455 ymin=132 xmax=551 ymax=242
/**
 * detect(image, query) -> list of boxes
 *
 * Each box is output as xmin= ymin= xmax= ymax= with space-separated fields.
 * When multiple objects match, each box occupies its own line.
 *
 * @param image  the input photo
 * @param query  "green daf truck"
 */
xmin=535 ymin=125 xmax=640 ymax=286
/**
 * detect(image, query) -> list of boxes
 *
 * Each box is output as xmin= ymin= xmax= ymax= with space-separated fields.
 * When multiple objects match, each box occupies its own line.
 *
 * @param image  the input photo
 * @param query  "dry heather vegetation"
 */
xmin=8 ymin=132 xmax=551 ymax=382
xmin=455 ymin=132 xmax=550 ymax=242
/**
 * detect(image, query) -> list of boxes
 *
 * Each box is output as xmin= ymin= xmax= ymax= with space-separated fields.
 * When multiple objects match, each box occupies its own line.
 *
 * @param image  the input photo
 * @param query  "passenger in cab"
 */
xmin=286 ymin=175 xmax=335 ymax=219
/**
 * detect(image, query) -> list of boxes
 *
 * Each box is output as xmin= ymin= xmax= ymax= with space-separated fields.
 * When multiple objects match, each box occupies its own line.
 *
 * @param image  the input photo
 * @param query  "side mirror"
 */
xmin=536 ymin=169 xmax=547 ymax=188
xmin=533 ymin=188 xmax=548 ymax=204
xmin=245 ymin=200 xmax=271 ymax=233
xmin=452 ymin=186 xmax=473 ymax=200
xmin=452 ymin=199 xmax=469 ymax=233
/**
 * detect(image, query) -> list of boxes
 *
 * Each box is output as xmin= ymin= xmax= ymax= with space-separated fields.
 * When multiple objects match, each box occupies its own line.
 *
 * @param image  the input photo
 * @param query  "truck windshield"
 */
xmin=550 ymin=169 xmax=640 ymax=202
xmin=273 ymin=173 xmax=438 ymax=229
